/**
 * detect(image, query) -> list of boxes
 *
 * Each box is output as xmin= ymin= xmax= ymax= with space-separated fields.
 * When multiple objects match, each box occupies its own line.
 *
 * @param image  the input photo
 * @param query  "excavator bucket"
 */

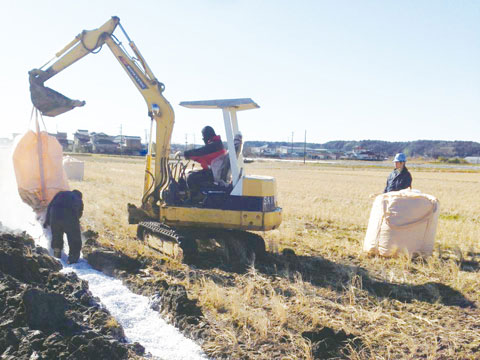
xmin=29 ymin=72 xmax=85 ymax=117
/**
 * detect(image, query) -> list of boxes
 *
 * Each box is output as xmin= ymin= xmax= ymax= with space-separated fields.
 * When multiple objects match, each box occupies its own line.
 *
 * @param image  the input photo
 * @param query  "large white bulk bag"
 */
xmin=363 ymin=190 xmax=440 ymax=257
xmin=63 ymin=156 xmax=84 ymax=181
xmin=12 ymin=130 xmax=69 ymax=212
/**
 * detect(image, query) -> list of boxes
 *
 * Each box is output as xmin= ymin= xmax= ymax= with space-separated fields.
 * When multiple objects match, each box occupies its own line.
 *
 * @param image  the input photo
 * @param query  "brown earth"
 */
xmin=0 ymin=230 xmax=145 ymax=360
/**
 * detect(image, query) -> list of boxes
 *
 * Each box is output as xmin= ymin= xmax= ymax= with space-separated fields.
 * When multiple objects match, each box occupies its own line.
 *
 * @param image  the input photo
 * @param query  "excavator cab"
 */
xmin=179 ymin=98 xmax=254 ymax=191
xmin=161 ymin=98 xmax=279 ymax=209
xmin=176 ymin=98 xmax=279 ymax=209
xmin=135 ymin=98 xmax=282 ymax=265
xmin=158 ymin=98 xmax=282 ymax=227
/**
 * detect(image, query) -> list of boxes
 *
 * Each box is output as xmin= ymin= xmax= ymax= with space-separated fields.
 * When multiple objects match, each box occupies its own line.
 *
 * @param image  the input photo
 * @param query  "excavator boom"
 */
xmin=29 ymin=16 xmax=174 ymax=207
xmin=29 ymin=17 xmax=119 ymax=116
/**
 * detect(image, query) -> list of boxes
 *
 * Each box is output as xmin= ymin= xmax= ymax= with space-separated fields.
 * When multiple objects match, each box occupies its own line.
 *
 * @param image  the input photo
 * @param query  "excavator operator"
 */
xmin=183 ymin=126 xmax=227 ymax=200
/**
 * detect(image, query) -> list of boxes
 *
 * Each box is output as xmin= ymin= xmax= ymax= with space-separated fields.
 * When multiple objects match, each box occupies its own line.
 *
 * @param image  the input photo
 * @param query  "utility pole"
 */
xmin=304 ymin=130 xmax=307 ymax=164
xmin=291 ymin=131 xmax=294 ymax=158
xmin=144 ymin=129 xmax=148 ymax=155
xmin=185 ymin=133 xmax=188 ymax=151
xmin=193 ymin=133 xmax=196 ymax=149
xmin=119 ymin=124 xmax=123 ymax=155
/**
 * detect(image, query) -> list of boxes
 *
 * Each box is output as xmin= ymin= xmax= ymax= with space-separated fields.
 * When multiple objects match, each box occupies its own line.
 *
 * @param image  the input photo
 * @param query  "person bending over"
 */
xmin=44 ymin=190 xmax=84 ymax=264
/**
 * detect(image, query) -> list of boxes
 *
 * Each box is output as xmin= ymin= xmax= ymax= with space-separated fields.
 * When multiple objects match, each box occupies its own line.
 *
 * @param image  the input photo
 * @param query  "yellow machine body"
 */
xmin=162 ymin=206 xmax=282 ymax=231
xmin=161 ymin=175 xmax=281 ymax=230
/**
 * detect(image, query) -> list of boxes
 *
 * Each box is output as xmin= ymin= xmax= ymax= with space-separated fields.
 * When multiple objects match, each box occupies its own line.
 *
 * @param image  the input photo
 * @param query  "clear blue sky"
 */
xmin=1 ymin=0 xmax=478 ymax=145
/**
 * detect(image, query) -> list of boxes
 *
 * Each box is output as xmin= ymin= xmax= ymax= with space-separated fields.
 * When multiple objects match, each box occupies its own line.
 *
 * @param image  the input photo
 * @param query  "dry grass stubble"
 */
xmin=74 ymin=155 xmax=480 ymax=359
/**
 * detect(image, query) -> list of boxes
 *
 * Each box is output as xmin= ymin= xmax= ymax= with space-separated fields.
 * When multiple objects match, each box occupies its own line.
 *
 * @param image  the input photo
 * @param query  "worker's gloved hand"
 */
xmin=174 ymin=151 xmax=182 ymax=159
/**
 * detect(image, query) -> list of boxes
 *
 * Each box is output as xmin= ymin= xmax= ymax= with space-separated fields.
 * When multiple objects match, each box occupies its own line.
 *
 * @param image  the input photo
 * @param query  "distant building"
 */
xmin=465 ymin=157 xmax=480 ymax=164
xmin=72 ymin=130 xmax=146 ymax=155
xmin=264 ymin=147 xmax=280 ymax=157
xmin=354 ymin=149 xmax=383 ymax=161
xmin=73 ymin=130 xmax=91 ymax=153
xmin=343 ymin=147 xmax=383 ymax=161
xmin=312 ymin=149 xmax=337 ymax=160
xmin=90 ymin=132 xmax=118 ymax=153
xmin=248 ymin=145 xmax=269 ymax=155
xmin=277 ymin=146 xmax=336 ymax=159
xmin=49 ymin=132 xmax=69 ymax=150
xmin=113 ymin=135 xmax=142 ymax=155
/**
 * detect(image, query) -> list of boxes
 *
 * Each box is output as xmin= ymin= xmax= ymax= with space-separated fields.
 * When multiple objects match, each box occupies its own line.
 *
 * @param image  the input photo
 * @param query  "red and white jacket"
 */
xmin=184 ymin=135 xmax=227 ymax=170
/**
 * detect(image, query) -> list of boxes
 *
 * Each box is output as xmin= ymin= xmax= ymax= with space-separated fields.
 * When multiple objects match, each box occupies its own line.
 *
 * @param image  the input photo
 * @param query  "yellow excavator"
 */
xmin=29 ymin=16 xmax=282 ymax=266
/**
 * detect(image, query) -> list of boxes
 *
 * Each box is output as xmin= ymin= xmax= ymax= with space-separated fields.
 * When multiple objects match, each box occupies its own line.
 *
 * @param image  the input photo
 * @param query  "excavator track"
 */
xmin=137 ymin=221 xmax=266 ymax=269
xmin=137 ymin=221 xmax=193 ymax=261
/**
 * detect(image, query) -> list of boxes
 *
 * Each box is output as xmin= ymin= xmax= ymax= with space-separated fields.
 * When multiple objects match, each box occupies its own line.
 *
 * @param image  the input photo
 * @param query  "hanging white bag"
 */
xmin=12 ymin=110 xmax=69 ymax=213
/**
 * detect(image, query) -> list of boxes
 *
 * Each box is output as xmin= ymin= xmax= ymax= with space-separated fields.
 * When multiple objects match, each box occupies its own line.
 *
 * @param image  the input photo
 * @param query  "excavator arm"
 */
xmin=29 ymin=16 xmax=174 ymax=212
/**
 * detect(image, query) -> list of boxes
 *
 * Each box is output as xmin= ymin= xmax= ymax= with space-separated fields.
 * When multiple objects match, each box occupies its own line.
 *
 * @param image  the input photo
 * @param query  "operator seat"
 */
xmin=212 ymin=133 xmax=243 ymax=188
xmin=207 ymin=152 xmax=232 ymax=191
xmin=200 ymin=133 xmax=243 ymax=208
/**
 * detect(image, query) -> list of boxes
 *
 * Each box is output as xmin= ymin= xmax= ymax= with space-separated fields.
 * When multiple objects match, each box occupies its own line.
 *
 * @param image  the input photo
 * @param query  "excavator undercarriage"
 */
xmin=137 ymin=221 xmax=266 ymax=269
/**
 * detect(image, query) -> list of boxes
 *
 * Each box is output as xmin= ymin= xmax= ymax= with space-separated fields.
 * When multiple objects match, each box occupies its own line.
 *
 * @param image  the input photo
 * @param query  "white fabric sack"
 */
xmin=12 ymin=130 xmax=69 ymax=212
xmin=363 ymin=189 xmax=440 ymax=257
xmin=63 ymin=156 xmax=84 ymax=181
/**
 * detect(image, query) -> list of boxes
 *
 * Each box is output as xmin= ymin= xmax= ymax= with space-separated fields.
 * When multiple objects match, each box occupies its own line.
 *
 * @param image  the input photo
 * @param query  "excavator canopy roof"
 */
xmin=179 ymin=98 xmax=259 ymax=111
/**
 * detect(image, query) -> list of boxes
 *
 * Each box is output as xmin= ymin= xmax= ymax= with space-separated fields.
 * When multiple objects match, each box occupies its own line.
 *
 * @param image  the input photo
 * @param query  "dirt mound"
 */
xmin=82 ymin=232 xmax=211 ymax=344
xmin=302 ymin=327 xmax=359 ymax=359
xmin=0 ymin=231 xmax=145 ymax=359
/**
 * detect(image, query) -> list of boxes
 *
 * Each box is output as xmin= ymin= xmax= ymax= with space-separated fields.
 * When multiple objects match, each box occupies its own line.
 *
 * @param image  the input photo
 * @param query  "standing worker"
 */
xmin=384 ymin=153 xmax=412 ymax=193
xmin=43 ymin=190 xmax=84 ymax=264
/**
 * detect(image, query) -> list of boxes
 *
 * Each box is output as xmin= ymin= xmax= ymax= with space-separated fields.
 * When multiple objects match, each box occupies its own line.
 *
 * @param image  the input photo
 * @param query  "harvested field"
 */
xmin=71 ymin=155 xmax=480 ymax=359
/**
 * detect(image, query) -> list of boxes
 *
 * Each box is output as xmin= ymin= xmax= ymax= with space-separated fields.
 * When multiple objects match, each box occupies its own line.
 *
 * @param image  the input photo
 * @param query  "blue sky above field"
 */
xmin=0 ymin=0 xmax=478 ymax=144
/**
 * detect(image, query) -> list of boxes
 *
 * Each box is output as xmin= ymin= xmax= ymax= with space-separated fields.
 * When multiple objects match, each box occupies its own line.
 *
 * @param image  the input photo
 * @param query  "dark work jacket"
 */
xmin=184 ymin=135 xmax=226 ymax=170
xmin=384 ymin=167 xmax=412 ymax=193
xmin=44 ymin=191 xmax=83 ymax=227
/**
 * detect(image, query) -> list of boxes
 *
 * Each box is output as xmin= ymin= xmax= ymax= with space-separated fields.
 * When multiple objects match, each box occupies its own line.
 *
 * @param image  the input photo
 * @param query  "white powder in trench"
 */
xmin=0 ymin=145 xmax=208 ymax=360
xmin=62 ymin=260 xmax=208 ymax=360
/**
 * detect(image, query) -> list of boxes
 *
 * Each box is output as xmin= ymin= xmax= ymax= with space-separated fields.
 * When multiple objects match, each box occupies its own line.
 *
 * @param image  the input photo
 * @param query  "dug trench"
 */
xmin=0 ymin=230 xmax=145 ymax=359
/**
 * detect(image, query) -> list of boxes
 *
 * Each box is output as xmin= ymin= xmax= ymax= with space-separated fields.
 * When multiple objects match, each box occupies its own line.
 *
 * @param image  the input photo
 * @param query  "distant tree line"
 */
xmin=244 ymin=140 xmax=480 ymax=158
